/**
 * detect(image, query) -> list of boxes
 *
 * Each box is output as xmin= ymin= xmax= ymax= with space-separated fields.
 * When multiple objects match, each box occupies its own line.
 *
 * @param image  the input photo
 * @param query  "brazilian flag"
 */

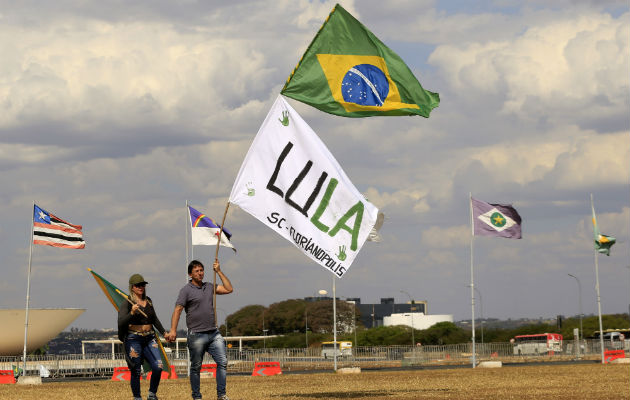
xmin=281 ymin=4 xmax=439 ymax=118
xmin=591 ymin=201 xmax=616 ymax=256
xmin=87 ymin=268 xmax=173 ymax=376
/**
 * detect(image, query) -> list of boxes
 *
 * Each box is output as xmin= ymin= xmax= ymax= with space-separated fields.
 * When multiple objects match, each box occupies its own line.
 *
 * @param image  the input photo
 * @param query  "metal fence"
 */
xmin=0 ymin=339 xmax=624 ymax=378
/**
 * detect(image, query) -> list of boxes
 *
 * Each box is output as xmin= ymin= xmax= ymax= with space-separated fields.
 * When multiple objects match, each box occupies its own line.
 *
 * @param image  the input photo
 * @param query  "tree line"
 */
xmin=221 ymin=298 xmax=630 ymax=348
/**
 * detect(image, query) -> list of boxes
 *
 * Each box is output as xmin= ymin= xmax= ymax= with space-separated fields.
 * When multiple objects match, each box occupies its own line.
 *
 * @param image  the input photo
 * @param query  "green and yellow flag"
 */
xmin=88 ymin=268 xmax=172 ymax=376
xmin=591 ymin=202 xmax=616 ymax=256
xmin=281 ymin=4 xmax=439 ymax=118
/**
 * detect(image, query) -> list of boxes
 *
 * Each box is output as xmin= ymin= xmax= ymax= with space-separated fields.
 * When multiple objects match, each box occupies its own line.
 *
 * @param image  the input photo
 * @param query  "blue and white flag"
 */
xmin=188 ymin=206 xmax=236 ymax=251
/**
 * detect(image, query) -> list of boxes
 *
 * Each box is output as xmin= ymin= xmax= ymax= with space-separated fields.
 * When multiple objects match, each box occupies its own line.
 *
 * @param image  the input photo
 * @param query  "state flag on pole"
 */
xmin=591 ymin=201 xmax=615 ymax=256
xmin=33 ymin=205 xmax=85 ymax=249
xmin=471 ymin=197 xmax=522 ymax=239
xmin=188 ymin=206 xmax=236 ymax=252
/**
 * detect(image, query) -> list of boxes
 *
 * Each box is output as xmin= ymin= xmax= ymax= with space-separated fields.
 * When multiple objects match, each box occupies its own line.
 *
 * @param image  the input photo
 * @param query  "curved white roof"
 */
xmin=0 ymin=308 xmax=85 ymax=356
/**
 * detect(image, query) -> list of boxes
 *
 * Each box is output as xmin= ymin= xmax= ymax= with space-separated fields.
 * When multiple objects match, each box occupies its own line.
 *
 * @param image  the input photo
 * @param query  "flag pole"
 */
xmin=469 ymin=193 xmax=476 ymax=368
xmin=213 ymin=201 xmax=231 ymax=328
xmin=186 ymin=200 xmax=190 ymax=284
xmin=22 ymin=202 xmax=36 ymax=376
xmin=591 ymin=193 xmax=605 ymax=364
xmin=332 ymin=275 xmax=337 ymax=371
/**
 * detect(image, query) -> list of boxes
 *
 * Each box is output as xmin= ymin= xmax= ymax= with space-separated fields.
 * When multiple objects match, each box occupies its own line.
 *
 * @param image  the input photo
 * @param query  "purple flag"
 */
xmin=471 ymin=197 xmax=522 ymax=239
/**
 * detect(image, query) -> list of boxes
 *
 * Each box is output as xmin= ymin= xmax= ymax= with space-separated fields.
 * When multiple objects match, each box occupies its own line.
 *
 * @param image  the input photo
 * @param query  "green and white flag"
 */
xmin=471 ymin=197 xmax=522 ymax=239
xmin=229 ymin=95 xmax=379 ymax=277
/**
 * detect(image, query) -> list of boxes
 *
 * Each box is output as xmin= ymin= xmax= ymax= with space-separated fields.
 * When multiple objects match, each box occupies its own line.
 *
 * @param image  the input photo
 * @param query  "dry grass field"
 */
xmin=1 ymin=363 xmax=628 ymax=400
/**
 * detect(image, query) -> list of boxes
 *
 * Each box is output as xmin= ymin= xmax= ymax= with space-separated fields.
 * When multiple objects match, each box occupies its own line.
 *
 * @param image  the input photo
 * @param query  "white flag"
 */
xmin=229 ymin=95 xmax=379 ymax=277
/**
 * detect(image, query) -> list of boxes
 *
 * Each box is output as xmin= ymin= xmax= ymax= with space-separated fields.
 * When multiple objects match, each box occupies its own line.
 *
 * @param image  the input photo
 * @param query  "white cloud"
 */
xmin=429 ymin=11 xmax=629 ymax=128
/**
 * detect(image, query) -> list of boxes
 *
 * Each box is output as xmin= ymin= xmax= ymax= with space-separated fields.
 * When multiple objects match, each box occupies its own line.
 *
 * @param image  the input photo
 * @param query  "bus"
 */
xmin=512 ymin=333 xmax=563 ymax=355
xmin=321 ymin=341 xmax=353 ymax=358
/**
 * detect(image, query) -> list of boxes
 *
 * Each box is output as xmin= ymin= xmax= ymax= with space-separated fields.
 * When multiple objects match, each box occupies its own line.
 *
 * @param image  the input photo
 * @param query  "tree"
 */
xmin=226 ymin=305 xmax=266 ymax=336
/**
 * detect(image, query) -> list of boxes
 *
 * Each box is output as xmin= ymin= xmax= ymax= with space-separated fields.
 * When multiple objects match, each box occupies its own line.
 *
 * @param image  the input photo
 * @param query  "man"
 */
xmin=166 ymin=259 xmax=233 ymax=400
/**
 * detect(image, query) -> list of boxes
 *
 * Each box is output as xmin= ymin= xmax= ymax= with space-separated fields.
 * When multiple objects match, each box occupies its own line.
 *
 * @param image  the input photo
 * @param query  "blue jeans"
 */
xmin=125 ymin=333 xmax=163 ymax=398
xmin=188 ymin=330 xmax=227 ymax=399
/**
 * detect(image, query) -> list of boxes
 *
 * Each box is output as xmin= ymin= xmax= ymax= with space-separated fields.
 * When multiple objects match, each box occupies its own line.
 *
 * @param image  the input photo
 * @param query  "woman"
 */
xmin=118 ymin=273 xmax=169 ymax=400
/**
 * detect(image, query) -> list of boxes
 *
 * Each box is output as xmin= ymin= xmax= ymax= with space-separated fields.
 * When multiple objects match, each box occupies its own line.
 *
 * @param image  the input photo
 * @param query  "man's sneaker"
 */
xmin=147 ymin=392 xmax=158 ymax=400
xmin=218 ymin=395 xmax=230 ymax=400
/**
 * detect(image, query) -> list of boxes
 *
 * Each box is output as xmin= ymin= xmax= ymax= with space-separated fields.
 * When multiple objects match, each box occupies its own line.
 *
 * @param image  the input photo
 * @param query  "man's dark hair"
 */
xmin=188 ymin=260 xmax=204 ymax=274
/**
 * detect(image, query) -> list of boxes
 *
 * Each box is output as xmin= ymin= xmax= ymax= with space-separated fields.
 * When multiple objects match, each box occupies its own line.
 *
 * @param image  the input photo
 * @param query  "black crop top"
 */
xmin=117 ymin=296 xmax=166 ymax=341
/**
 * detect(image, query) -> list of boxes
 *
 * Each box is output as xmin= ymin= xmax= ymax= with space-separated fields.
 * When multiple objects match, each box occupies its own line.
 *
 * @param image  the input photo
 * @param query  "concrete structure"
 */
xmin=304 ymin=296 xmax=431 ymax=328
xmin=383 ymin=313 xmax=453 ymax=330
xmin=1 ymin=308 xmax=85 ymax=356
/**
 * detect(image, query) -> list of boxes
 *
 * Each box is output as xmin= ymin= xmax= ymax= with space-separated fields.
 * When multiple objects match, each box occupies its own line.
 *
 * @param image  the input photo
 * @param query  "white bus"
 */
xmin=512 ymin=333 xmax=563 ymax=355
xmin=321 ymin=341 xmax=352 ymax=358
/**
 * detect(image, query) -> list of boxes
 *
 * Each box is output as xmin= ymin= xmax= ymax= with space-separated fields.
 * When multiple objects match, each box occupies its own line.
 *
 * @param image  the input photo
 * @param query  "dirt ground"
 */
xmin=1 ymin=363 xmax=628 ymax=400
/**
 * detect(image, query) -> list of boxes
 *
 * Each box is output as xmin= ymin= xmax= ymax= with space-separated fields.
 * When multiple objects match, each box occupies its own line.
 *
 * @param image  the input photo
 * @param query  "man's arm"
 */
xmin=166 ymin=305 xmax=184 ymax=341
xmin=213 ymin=260 xmax=233 ymax=294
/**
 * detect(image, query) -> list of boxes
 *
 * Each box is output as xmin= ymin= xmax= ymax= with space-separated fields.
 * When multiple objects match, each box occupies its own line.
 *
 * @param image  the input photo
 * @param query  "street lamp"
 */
xmin=567 ymin=273 xmax=583 ymax=352
xmin=262 ymin=309 xmax=266 ymax=349
xmin=400 ymin=291 xmax=415 ymax=348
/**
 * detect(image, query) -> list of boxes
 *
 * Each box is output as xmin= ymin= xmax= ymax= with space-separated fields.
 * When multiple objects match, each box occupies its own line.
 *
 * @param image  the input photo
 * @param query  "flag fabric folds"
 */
xmin=33 ymin=204 xmax=85 ymax=249
xmin=591 ymin=202 xmax=616 ymax=256
xmin=471 ymin=197 xmax=522 ymax=239
xmin=188 ymin=206 xmax=236 ymax=252
xmin=280 ymin=3 xmax=439 ymax=118
xmin=229 ymin=95 xmax=379 ymax=278
xmin=88 ymin=268 xmax=172 ymax=376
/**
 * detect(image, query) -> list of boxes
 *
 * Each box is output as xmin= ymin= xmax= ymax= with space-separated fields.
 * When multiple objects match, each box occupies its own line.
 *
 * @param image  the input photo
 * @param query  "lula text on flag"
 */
xmin=33 ymin=205 xmax=85 ymax=249
xmin=471 ymin=197 xmax=522 ymax=239
xmin=229 ymin=95 xmax=379 ymax=277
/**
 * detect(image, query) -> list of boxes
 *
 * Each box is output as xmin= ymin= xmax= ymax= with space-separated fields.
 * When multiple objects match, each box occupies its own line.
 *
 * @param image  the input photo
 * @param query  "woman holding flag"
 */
xmin=117 ymin=273 xmax=169 ymax=400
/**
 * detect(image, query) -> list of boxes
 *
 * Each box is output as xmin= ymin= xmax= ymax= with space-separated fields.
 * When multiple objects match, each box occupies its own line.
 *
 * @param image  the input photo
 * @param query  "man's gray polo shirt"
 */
xmin=176 ymin=281 xmax=216 ymax=332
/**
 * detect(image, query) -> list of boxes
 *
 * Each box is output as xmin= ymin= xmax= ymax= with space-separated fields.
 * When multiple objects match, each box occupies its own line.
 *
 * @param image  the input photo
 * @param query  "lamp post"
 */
xmin=567 ymin=273 xmax=583 ymax=349
xmin=400 ymin=291 xmax=415 ymax=348
xmin=305 ymin=307 xmax=308 ymax=349
xmin=347 ymin=300 xmax=357 ymax=348
xmin=262 ymin=309 xmax=266 ymax=349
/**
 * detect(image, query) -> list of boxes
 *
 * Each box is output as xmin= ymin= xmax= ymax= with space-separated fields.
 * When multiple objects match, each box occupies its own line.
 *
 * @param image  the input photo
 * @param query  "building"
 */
xmin=384 ymin=313 xmax=453 ymax=330
xmin=305 ymin=296 xmax=431 ymax=328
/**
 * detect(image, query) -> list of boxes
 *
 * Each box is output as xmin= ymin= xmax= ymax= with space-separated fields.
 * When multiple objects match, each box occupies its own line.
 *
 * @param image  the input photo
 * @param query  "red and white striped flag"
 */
xmin=33 ymin=205 xmax=85 ymax=249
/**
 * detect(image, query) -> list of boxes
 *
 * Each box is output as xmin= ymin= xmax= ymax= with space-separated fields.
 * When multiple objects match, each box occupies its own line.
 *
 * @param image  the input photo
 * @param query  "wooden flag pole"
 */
xmin=213 ymin=201 xmax=231 ymax=328
xmin=115 ymin=289 xmax=149 ymax=318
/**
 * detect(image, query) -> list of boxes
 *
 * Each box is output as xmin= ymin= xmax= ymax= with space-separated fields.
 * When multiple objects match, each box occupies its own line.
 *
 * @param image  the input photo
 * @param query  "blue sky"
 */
xmin=0 ymin=0 xmax=628 ymax=330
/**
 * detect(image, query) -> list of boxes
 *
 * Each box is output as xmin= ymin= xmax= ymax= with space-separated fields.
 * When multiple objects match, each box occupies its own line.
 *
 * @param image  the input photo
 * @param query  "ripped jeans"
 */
xmin=125 ymin=333 xmax=163 ymax=398
xmin=188 ymin=329 xmax=228 ymax=399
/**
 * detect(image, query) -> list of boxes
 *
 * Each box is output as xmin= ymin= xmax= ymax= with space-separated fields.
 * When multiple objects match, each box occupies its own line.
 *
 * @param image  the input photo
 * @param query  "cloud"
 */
xmin=428 ymin=11 xmax=630 ymax=131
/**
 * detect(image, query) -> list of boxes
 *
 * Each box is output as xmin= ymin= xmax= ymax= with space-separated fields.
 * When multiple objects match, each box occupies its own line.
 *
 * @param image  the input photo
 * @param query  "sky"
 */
xmin=0 ymin=0 xmax=628 ymax=331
